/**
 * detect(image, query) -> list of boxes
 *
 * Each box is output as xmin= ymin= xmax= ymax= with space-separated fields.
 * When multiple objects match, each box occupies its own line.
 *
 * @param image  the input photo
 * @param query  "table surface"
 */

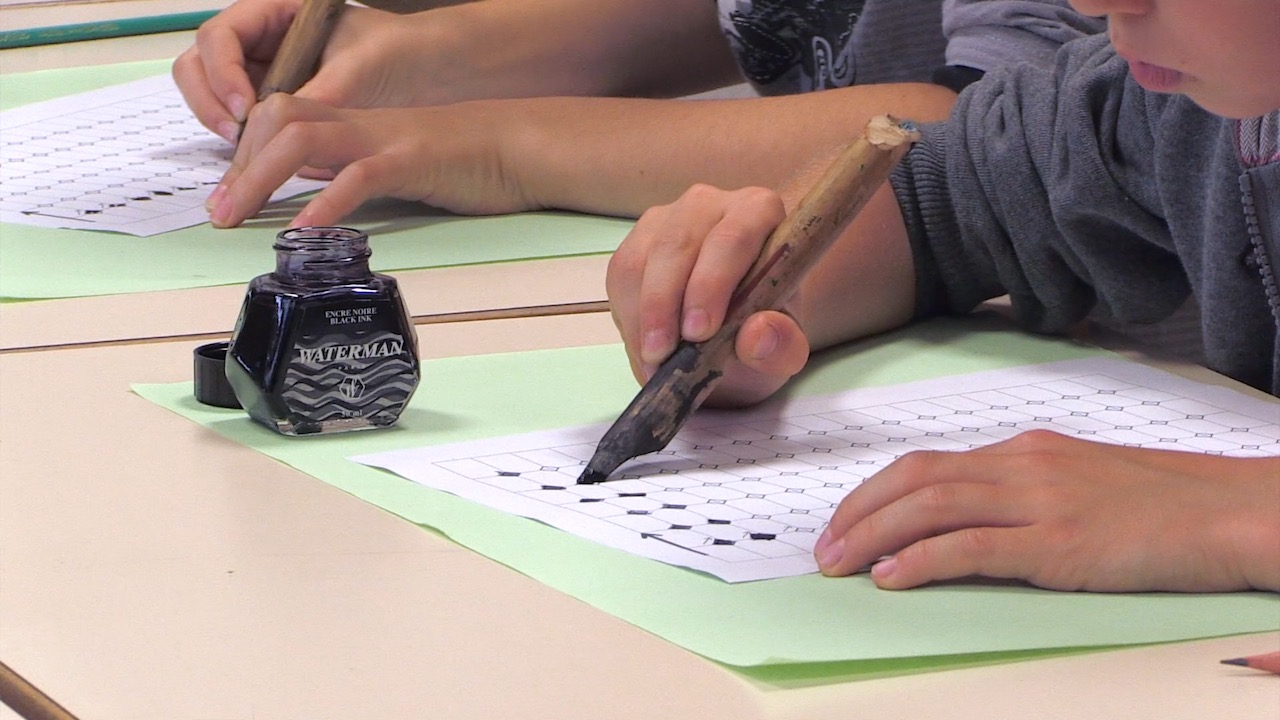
xmin=0 ymin=254 xmax=610 ymax=350
xmin=1 ymin=4 xmax=1277 ymax=718
xmin=0 ymin=0 xmax=221 ymax=73
xmin=2 ymin=310 xmax=1278 ymax=720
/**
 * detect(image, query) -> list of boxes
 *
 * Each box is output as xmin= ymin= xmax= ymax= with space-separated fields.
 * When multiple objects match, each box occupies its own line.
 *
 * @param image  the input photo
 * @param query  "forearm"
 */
xmin=502 ymin=82 xmax=957 ymax=217
xmin=790 ymin=182 xmax=918 ymax=351
xmin=1217 ymin=458 xmax=1280 ymax=592
xmin=438 ymin=0 xmax=739 ymax=99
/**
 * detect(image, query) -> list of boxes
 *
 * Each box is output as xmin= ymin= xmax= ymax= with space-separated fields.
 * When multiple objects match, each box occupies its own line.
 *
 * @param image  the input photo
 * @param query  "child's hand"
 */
xmin=173 ymin=1 xmax=447 ymax=144
xmin=815 ymin=430 xmax=1280 ymax=592
xmin=206 ymin=94 xmax=543 ymax=227
xmin=605 ymin=185 xmax=812 ymax=407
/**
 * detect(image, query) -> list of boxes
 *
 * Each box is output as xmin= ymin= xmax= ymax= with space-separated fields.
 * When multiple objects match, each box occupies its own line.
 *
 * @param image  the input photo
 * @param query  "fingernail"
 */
xmin=289 ymin=208 xmax=314 ymax=229
xmin=746 ymin=323 xmax=780 ymax=361
xmin=813 ymin=527 xmax=832 ymax=556
xmin=871 ymin=556 xmax=898 ymax=580
xmin=215 ymin=120 xmax=240 ymax=145
xmin=205 ymin=184 xmax=227 ymax=212
xmin=682 ymin=308 xmax=710 ymax=340
xmin=641 ymin=329 xmax=671 ymax=364
xmin=227 ymin=93 xmax=248 ymax=123
xmin=209 ymin=195 xmax=233 ymax=227
xmin=817 ymin=535 xmax=844 ymax=570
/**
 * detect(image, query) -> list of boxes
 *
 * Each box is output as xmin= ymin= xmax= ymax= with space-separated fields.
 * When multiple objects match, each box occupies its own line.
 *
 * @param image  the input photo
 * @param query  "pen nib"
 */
xmin=577 ymin=467 xmax=610 ymax=485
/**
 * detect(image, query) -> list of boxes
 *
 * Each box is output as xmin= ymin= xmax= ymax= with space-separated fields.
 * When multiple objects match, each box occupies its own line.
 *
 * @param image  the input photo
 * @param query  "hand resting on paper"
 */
xmin=206 ymin=94 xmax=548 ymax=227
xmin=814 ymin=432 xmax=1280 ymax=593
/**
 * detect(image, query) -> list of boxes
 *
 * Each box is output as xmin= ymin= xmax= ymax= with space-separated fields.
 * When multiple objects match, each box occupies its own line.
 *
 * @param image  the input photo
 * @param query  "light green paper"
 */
xmin=133 ymin=317 xmax=1280 ymax=674
xmin=0 ymin=60 xmax=631 ymax=299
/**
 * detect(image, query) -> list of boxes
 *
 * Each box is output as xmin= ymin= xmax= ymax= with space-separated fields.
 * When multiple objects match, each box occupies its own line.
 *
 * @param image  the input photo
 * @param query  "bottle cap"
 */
xmin=193 ymin=341 xmax=242 ymax=409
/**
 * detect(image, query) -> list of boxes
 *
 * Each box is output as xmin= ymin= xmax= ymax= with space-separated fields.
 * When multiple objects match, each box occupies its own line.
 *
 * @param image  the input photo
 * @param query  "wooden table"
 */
xmin=1 ymin=5 xmax=1275 ymax=717
xmin=1 ymin=310 xmax=1276 ymax=719
xmin=0 ymin=254 xmax=610 ymax=350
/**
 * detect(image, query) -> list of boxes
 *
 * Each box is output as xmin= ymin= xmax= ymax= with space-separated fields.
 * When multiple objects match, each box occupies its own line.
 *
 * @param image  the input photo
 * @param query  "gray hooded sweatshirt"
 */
xmin=892 ymin=34 xmax=1280 ymax=394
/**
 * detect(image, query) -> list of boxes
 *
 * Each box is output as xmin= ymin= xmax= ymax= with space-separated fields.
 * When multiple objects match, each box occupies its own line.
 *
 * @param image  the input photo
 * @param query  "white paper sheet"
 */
xmin=0 ymin=75 xmax=325 ymax=236
xmin=352 ymin=357 xmax=1280 ymax=583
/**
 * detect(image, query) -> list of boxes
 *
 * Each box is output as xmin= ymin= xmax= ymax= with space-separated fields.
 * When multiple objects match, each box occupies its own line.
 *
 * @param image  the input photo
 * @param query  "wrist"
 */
xmin=389 ymin=8 xmax=477 ymax=105
xmin=1219 ymin=461 xmax=1280 ymax=592
xmin=421 ymin=1 xmax=612 ymax=100
xmin=496 ymin=98 xmax=576 ymax=212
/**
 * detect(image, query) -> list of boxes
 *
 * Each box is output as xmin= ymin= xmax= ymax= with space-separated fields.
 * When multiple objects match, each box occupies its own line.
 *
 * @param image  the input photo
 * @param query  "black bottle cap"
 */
xmin=193 ymin=341 xmax=242 ymax=409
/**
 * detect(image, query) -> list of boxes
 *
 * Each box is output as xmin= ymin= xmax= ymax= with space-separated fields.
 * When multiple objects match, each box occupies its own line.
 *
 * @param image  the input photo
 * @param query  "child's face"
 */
xmin=1070 ymin=0 xmax=1280 ymax=118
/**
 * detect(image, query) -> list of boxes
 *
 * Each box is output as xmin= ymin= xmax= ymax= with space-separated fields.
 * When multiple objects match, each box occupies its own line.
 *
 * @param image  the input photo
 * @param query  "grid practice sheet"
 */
xmin=0 ymin=75 xmax=325 ymax=236
xmin=353 ymin=357 xmax=1280 ymax=583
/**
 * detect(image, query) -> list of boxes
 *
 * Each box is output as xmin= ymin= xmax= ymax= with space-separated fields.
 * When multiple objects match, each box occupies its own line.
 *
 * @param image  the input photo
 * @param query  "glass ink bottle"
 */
xmin=225 ymin=227 xmax=420 ymax=435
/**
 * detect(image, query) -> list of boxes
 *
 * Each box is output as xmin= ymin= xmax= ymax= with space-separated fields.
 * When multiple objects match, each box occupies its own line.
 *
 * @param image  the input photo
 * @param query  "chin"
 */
xmin=1183 ymin=90 xmax=1280 ymax=120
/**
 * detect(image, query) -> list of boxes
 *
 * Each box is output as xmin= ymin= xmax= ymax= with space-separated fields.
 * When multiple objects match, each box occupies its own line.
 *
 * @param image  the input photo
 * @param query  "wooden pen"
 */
xmin=255 ymin=0 xmax=349 ymax=103
xmin=578 ymin=115 xmax=921 ymax=484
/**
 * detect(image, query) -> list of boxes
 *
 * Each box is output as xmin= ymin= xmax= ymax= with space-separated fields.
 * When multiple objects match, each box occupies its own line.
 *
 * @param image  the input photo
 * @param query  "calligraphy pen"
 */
xmin=578 ymin=115 xmax=921 ymax=484
xmin=253 ymin=0 xmax=349 ymax=104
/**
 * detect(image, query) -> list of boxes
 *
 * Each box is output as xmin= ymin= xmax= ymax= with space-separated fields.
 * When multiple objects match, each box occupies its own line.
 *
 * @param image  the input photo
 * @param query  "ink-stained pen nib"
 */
xmin=576 ymin=406 xmax=667 ymax=484
xmin=577 ymin=467 xmax=611 ymax=485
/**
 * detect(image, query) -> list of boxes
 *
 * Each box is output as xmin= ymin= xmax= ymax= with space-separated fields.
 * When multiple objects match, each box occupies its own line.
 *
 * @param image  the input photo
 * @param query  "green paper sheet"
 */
xmin=133 ymin=316 xmax=1280 ymax=677
xmin=0 ymin=60 xmax=631 ymax=299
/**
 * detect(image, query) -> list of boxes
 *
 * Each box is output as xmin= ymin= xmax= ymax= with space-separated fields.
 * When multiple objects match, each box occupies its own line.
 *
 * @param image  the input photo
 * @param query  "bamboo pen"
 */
xmin=578 ymin=115 xmax=921 ymax=484
xmin=255 ymin=0 xmax=348 ymax=103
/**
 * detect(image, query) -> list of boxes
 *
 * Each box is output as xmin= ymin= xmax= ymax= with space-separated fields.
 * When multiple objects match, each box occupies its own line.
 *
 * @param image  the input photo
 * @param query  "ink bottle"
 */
xmin=225 ymin=227 xmax=420 ymax=435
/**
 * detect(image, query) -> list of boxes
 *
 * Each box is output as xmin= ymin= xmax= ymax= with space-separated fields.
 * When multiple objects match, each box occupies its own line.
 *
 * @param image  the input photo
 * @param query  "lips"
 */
xmin=1122 ymin=55 xmax=1186 ymax=93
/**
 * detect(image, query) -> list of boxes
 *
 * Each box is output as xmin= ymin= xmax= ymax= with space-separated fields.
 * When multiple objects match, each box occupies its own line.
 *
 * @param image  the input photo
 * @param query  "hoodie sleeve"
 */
xmin=891 ymin=34 xmax=1192 ymax=333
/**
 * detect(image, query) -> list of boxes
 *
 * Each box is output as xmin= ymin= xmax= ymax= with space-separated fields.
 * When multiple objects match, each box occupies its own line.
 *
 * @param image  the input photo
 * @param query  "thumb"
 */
xmin=706 ymin=311 xmax=809 ymax=407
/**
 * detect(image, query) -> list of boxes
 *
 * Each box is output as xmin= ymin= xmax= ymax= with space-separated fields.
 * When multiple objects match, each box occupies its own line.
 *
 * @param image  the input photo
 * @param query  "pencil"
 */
xmin=255 ymin=0 xmax=349 ymax=101
xmin=578 ymin=115 xmax=921 ymax=484
xmin=0 ymin=10 xmax=219 ymax=50
xmin=1220 ymin=650 xmax=1280 ymax=675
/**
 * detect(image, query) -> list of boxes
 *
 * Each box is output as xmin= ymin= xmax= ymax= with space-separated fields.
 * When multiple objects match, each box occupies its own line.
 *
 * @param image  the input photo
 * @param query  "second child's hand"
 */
xmin=208 ymin=97 xmax=543 ymax=228
xmin=814 ymin=432 xmax=1280 ymax=593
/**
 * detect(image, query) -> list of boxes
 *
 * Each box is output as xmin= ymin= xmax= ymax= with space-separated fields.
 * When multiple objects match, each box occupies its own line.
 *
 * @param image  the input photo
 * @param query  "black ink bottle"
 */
xmin=225 ymin=227 xmax=420 ymax=435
